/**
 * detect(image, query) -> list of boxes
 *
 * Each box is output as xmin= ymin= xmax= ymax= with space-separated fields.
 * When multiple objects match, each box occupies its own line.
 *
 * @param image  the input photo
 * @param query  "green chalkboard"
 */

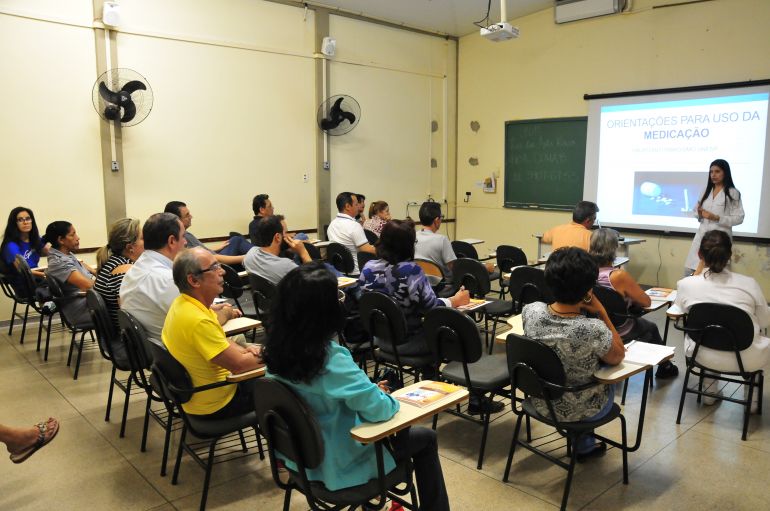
xmin=504 ymin=117 xmax=587 ymax=211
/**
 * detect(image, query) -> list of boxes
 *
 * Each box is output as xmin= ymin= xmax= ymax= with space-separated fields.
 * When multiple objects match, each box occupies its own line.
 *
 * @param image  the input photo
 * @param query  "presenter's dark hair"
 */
xmin=335 ymin=192 xmax=355 ymax=212
xmin=544 ymin=247 xmax=598 ymax=305
xmin=1 ymin=207 xmax=42 ymax=255
xmin=163 ymin=201 xmax=187 ymax=218
xmin=263 ymin=262 xmax=343 ymax=383
xmin=573 ymin=201 xmax=599 ymax=224
xmin=252 ymin=194 xmax=270 ymax=215
xmin=255 ymin=215 xmax=285 ymax=247
xmin=699 ymin=230 xmax=732 ymax=275
xmin=143 ymin=213 xmax=182 ymax=250
xmin=45 ymin=221 xmax=73 ymax=250
xmin=418 ymin=201 xmax=442 ymax=226
xmin=377 ymin=219 xmax=415 ymax=264
xmin=699 ymin=159 xmax=738 ymax=210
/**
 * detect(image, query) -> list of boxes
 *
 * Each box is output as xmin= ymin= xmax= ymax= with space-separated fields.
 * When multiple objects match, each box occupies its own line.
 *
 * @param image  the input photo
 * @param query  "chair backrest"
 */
xmin=496 ymin=245 xmax=528 ymax=273
xmin=508 ymin=266 xmax=552 ymax=310
xmin=118 ymin=309 xmax=154 ymax=369
xmin=85 ymin=289 xmax=120 ymax=363
xmin=13 ymin=255 xmax=37 ymax=301
xmin=686 ymin=303 xmax=755 ymax=352
xmin=414 ymin=259 xmax=444 ymax=279
xmin=247 ymin=272 xmax=276 ymax=319
xmin=148 ymin=337 xmax=195 ymax=405
xmin=45 ymin=272 xmax=65 ymax=299
xmin=325 ymin=242 xmax=355 ymax=274
xmin=303 ymin=242 xmax=322 ymax=261
xmin=253 ymin=378 xmax=325 ymax=470
xmin=506 ymin=333 xmax=566 ymax=400
xmin=220 ymin=263 xmax=244 ymax=300
xmin=451 ymin=240 xmax=479 ymax=260
xmin=423 ymin=308 xmax=482 ymax=365
xmin=364 ymin=229 xmax=378 ymax=245
xmin=357 ymin=251 xmax=377 ymax=272
xmin=451 ymin=258 xmax=490 ymax=298
xmin=592 ymin=285 xmax=630 ymax=329
xmin=358 ymin=292 xmax=408 ymax=348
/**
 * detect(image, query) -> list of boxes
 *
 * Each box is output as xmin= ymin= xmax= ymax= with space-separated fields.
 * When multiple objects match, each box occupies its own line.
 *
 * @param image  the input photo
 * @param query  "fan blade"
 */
xmin=99 ymin=82 xmax=122 ymax=105
xmin=103 ymin=105 xmax=121 ymax=121
xmin=320 ymin=118 xmax=341 ymax=130
xmin=121 ymin=80 xmax=147 ymax=95
xmin=340 ymin=111 xmax=356 ymax=124
xmin=121 ymin=101 xmax=137 ymax=122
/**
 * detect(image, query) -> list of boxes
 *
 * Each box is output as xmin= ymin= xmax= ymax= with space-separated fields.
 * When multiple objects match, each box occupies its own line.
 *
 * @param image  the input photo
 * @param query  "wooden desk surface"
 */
xmin=350 ymin=382 xmax=469 ymax=443
xmin=594 ymin=351 xmax=674 ymax=383
xmin=223 ymin=317 xmax=262 ymax=336
xmin=226 ymin=366 xmax=266 ymax=382
xmin=338 ymin=277 xmax=358 ymax=289
xmin=459 ymin=238 xmax=484 ymax=245
xmin=495 ymin=314 xmax=524 ymax=343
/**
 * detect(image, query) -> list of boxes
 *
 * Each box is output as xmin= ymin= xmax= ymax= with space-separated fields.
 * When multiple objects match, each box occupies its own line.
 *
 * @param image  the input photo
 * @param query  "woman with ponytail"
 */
xmin=676 ymin=230 xmax=770 ymax=408
xmin=94 ymin=218 xmax=144 ymax=331
xmin=684 ymin=159 xmax=744 ymax=275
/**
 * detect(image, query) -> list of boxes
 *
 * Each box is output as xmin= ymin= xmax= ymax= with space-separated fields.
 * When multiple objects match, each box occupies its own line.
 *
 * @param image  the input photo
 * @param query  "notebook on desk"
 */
xmin=594 ymin=341 xmax=675 ymax=382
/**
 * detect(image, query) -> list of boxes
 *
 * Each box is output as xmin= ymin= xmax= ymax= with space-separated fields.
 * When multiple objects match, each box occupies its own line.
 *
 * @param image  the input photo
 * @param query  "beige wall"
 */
xmin=456 ymin=0 xmax=770 ymax=293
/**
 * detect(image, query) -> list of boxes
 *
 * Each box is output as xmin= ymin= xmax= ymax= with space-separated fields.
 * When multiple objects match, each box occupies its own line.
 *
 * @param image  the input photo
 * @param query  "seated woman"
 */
xmin=589 ymin=228 xmax=678 ymax=378
xmin=264 ymin=262 xmax=450 ymax=511
xmin=45 ymin=221 xmax=96 ymax=326
xmin=94 ymin=218 xmax=145 ymax=362
xmin=0 ymin=206 xmax=50 ymax=296
xmin=522 ymin=247 xmax=625 ymax=459
xmin=675 ymin=230 xmax=770 ymax=409
xmin=362 ymin=201 xmax=391 ymax=237
xmin=358 ymin=219 xmax=469 ymax=358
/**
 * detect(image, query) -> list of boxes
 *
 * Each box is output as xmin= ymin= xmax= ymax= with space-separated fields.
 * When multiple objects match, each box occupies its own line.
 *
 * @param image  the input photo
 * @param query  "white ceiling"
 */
xmin=305 ymin=0 xmax=553 ymax=37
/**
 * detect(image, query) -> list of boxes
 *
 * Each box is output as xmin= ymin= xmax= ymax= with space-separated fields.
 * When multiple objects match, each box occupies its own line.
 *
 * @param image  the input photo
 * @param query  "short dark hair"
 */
xmin=418 ymin=201 xmax=442 ymax=226
xmin=376 ymin=219 xmax=416 ymax=265
xmin=45 ymin=221 xmax=73 ymax=250
xmin=263 ymin=262 xmax=344 ymax=383
xmin=143 ymin=212 xmax=182 ymax=251
xmin=335 ymin=192 xmax=355 ymax=212
xmin=255 ymin=215 xmax=285 ymax=247
xmin=544 ymin=247 xmax=598 ymax=304
xmin=700 ymin=230 xmax=732 ymax=274
xmin=164 ymin=201 xmax=186 ymax=218
xmin=573 ymin=201 xmax=599 ymax=224
xmin=354 ymin=193 xmax=365 ymax=201
xmin=252 ymin=194 xmax=269 ymax=215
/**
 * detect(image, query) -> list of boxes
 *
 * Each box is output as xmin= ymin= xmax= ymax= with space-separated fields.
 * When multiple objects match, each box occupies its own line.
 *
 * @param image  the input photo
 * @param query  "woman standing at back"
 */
xmin=684 ymin=159 xmax=744 ymax=275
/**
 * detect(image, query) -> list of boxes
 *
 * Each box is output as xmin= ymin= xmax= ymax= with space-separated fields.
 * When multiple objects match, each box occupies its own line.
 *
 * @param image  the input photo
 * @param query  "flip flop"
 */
xmin=9 ymin=418 xmax=60 ymax=464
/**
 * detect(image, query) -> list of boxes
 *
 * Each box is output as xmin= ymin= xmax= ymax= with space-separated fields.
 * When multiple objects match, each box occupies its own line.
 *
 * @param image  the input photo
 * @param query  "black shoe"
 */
xmin=576 ymin=441 xmax=607 ymax=463
xmin=468 ymin=398 xmax=505 ymax=415
xmin=655 ymin=361 xmax=679 ymax=379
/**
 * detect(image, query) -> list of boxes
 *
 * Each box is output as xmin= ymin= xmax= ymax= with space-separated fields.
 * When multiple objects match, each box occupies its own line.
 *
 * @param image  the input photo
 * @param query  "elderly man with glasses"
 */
xmin=161 ymin=247 xmax=262 ymax=419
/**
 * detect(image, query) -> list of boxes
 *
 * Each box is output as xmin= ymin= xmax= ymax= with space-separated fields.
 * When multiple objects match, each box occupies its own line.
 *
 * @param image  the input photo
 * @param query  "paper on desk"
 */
xmin=623 ymin=341 xmax=675 ymax=366
xmin=455 ymin=298 xmax=490 ymax=312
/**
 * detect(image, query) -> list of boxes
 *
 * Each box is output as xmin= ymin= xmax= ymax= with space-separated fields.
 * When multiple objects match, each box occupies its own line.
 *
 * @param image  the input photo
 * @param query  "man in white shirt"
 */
xmin=243 ymin=215 xmax=311 ymax=285
xmin=326 ymin=192 xmax=375 ymax=275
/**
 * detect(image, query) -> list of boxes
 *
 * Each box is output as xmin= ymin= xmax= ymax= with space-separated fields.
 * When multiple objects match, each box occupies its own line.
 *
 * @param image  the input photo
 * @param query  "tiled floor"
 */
xmin=1 ymin=307 xmax=769 ymax=510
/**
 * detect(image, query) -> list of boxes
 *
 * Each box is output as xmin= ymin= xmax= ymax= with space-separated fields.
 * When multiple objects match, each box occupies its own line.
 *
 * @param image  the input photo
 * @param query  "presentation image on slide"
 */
xmin=632 ymin=171 xmax=702 ymax=217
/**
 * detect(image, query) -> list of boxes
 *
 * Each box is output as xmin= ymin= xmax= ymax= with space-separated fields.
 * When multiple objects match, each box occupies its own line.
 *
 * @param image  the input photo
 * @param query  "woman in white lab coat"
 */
xmin=684 ymin=159 xmax=744 ymax=275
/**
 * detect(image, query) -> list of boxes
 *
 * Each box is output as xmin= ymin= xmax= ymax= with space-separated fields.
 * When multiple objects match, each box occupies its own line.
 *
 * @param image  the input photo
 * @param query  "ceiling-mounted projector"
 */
xmin=480 ymin=22 xmax=519 ymax=42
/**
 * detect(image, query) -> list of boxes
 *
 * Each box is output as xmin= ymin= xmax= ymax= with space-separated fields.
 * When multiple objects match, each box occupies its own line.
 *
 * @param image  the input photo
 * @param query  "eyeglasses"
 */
xmin=195 ymin=262 xmax=222 ymax=274
xmin=16 ymin=217 xmax=32 ymax=223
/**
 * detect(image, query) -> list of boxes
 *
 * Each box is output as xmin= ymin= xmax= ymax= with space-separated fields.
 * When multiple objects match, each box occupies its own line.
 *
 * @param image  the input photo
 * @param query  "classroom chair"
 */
xmin=326 ymin=242 xmax=355 ymax=275
xmin=495 ymin=245 xmax=528 ymax=300
xmin=45 ymin=273 xmax=95 ymax=380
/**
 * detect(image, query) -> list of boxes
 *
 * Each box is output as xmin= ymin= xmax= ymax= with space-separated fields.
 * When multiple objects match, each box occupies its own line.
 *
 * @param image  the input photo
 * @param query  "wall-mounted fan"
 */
xmin=317 ymin=95 xmax=360 ymax=136
xmin=92 ymin=68 xmax=153 ymax=127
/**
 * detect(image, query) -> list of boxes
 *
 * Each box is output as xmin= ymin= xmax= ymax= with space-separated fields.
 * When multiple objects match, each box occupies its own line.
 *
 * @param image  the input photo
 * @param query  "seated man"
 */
xmin=162 ymin=247 xmax=262 ymax=419
xmin=243 ymin=215 xmax=312 ymax=285
xmin=353 ymin=192 xmax=367 ymax=224
xmin=541 ymin=200 xmax=599 ymax=252
xmin=164 ymin=201 xmax=252 ymax=266
xmin=120 ymin=213 xmax=239 ymax=340
xmin=327 ymin=192 xmax=376 ymax=275
xmin=248 ymin=194 xmax=273 ymax=245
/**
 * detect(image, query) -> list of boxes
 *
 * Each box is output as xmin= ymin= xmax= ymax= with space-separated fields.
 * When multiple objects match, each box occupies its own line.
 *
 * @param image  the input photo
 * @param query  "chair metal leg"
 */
xmin=620 ymin=414 xmax=629 ymax=484
xmin=8 ymin=300 xmax=17 ymax=335
xmin=238 ymin=429 xmax=248 ymax=452
xmin=106 ymin=366 xmax=117 ymax=422
xmin=742 ymin=375 xmax=755 ymax=441
xmin=19 ymin=303 xmax=30 ymax=344
xmin=199 ymin=439 xmax=218 ymax=511
xmin=140 ymin=393 xmax=152 ymax=450
xmin=759 ymin=372 xmax=764 ymax=415
xmin=503 ymin=414 xmax=524 ymax=482
xmin=676 ymin=366 xmax=692 ymax=425
xmin=36 ymin=314 xmax=45 ymax=352
xmin=73 ymin=331 xmax=87 ymax=380
xmin=43 ymin=315 xmax=53 ymax=361
xmin=161 ymin=410 xmax=173 ymax=477
xmin=67 ymin=330 xmax=76 ymax=366
xmin=172 ymin=426 xmax=187 ymax=484
xmin=560 ymin=442 xmax=579 ymax=511
xmin=621 ymin=379 xmax=629 ymax=405
xmin=477 ymin=410 xmax=491 ymax=470
xmin=282 ymin=487 xmax=293 ymax=511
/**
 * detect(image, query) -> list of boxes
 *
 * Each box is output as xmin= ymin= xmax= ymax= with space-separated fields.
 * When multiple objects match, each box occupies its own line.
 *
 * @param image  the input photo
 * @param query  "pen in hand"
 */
xmin=625 ymin=340 xmax=637 ymax=351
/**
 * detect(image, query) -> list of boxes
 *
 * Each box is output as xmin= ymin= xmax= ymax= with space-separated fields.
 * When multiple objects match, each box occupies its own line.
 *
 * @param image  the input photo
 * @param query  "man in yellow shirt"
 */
xmin=541 ymin=201 xmax=599 ymax=252
xmin=161 ymin=247 xmax=263 ymax=418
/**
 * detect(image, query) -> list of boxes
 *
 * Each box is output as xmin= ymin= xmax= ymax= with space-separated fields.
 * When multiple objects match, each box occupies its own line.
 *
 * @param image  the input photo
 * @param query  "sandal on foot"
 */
xmin=9 ymin=417 xmax=60 ymax=464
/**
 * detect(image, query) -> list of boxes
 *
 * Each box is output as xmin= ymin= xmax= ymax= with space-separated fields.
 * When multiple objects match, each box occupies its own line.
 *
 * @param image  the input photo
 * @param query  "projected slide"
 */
xmin=584 ymin=85 xmax=770 ymax=238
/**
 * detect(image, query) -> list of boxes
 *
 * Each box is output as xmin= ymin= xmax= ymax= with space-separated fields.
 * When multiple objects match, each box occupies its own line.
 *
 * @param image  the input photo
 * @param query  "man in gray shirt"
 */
xmin=243 ymin=215 xmax=311 ymax=285
xmin=414 ymin=202 xmax=458 ymax=279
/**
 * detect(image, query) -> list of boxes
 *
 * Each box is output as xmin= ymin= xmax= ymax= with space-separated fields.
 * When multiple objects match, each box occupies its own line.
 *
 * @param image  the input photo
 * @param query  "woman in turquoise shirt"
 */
xmin=264 ymin=262 xmax=450 ymax=510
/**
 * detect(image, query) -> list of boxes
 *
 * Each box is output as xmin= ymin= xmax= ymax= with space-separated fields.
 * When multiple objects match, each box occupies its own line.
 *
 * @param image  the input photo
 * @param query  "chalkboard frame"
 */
xmin=503 ymin=116 xmax=587 ymax=211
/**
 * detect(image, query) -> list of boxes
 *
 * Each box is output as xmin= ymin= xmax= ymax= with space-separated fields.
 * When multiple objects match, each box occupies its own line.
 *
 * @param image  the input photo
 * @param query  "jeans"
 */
xmin=576 ymin=385 xmax=615 ymax=454
xmin=391 ymin=427 xmax=450 ymax=511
